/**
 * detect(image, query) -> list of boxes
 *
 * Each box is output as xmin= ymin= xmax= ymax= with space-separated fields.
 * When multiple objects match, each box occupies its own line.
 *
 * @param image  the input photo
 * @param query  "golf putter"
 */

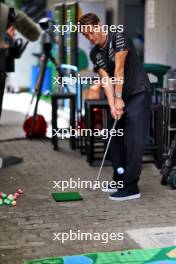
xmin=96 ymin=118 xmax=118 ymax=182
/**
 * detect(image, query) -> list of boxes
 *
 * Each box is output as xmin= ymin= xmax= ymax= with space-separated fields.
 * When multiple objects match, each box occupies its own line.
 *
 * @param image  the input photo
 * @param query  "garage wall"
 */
xmin=48 ymin=0 xmax=118 ymax=25
xmin=105 ymin=0 xmax=118 ymax=25
xmin=145 ymin=0 xmax=176 ymax=67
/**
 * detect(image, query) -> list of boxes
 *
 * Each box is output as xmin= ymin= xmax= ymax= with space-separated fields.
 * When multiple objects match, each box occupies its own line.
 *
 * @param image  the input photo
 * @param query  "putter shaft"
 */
xmin=96 ymin=118 xmax=118 ymax=181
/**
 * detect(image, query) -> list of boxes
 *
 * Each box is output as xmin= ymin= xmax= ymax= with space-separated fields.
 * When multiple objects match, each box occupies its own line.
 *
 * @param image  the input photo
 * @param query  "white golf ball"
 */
xmin=117 ymin=167 xmax=124 ymax=175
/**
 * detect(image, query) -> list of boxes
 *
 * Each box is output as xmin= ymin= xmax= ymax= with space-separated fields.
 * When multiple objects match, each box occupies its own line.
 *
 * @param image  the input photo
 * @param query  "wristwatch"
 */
xmin=114 ymin=91 xmax=122 ymax=98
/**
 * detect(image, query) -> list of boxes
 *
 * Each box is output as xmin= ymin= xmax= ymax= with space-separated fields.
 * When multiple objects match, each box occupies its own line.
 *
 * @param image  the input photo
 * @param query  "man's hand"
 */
xmin=114 ymin=97 xmax=125 ymax=110
xmin=110 ymin=104 xmax=123 ymax=120
xmin=114 ymin=97 xmax=125 ymax=120
xmin=2 ymin=26 xmax=16 ymax=48
xmin=7 ymin=26 xmax=16 ymax=40
xmin=97 ymin=68 xmax=125 ymax=120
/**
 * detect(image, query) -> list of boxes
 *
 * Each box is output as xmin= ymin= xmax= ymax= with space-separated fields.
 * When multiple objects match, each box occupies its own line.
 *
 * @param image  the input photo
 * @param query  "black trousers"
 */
xmin=107 ymin=91 xmax=152 ymax=188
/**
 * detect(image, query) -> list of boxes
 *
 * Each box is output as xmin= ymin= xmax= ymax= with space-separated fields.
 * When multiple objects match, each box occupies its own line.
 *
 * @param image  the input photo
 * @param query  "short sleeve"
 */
xmin=115 ymin=31 xmax=130 ymax=52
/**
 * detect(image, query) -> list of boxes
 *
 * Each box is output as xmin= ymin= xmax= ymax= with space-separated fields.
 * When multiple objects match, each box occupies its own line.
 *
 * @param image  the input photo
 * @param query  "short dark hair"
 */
xmin=78 ymin=13 xmax=100 ymax=26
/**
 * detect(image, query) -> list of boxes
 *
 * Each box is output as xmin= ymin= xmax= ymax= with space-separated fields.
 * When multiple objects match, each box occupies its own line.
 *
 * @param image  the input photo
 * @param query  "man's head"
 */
xmin=78 ymin=13 xmax=107 ymax=46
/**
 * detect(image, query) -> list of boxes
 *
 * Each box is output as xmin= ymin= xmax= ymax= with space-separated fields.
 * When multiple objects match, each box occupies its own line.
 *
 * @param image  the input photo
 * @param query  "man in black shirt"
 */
xmin=79 ymin=13 xmax=151 ymax=201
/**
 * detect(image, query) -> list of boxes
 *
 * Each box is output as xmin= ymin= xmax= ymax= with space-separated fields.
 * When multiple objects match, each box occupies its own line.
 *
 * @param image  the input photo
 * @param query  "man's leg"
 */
xmin=107 ymin=113 xmax=125 ymax=182
xmin=122 ymin=92 xmax=151 ymax=188
xmin=109 ymin=92 xmax=151 ymax=200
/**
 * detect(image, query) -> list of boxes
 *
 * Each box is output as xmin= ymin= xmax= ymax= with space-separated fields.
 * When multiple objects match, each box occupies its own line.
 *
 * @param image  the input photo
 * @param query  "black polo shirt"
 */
xmin=90 ymin=30 xmax=151 ymax=99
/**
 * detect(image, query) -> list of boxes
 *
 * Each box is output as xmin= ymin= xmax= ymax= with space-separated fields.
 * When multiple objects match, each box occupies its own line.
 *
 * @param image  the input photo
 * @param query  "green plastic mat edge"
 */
xmin=23 ymin=246 xmax=176 ymax=264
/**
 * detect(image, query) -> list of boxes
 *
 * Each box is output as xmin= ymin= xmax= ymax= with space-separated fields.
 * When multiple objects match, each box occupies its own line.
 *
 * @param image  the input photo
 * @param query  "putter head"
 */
xmin=92 ymin=185 xmax=97 ymax=191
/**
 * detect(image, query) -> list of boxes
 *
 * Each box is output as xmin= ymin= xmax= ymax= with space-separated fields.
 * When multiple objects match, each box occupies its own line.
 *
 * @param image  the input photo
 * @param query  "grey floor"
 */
xmin=0 ymin=109 xmax=176 ymax=264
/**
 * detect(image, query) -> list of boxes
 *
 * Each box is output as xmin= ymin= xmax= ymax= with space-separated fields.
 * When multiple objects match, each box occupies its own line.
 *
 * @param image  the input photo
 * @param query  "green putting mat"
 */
xmin=52 ymin=192 xmax=83 ymax=202
xmin=23 ymin=246 xmax=176 ymax=264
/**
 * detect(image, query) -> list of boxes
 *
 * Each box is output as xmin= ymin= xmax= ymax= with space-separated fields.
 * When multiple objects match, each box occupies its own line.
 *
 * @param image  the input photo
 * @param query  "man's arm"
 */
xmin=114 ymin=50 xmax=128 ymax=95
xmin=97 ymin=68 xmax=119 ymax=119
xmin=114 ymin=50 xmax=128 ymax=118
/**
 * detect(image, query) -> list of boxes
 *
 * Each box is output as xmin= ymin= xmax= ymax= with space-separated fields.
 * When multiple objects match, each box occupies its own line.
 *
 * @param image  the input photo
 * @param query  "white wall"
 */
xmin=7 ymin=33 xmax=41 ymax=92
xmin=145 ymin=0 xmax=176 ymax=67
xmin=15 ymin=38 xmax=41 ymax=89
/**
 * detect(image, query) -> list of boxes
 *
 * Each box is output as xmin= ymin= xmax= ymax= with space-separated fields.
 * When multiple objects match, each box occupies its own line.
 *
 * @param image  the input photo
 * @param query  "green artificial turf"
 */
xmin=52 ymin=192 xmax=83 ymax=202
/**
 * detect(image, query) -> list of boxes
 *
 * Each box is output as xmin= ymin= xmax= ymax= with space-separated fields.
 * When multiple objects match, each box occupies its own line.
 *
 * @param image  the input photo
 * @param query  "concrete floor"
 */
xmin=0 ymin=107 xmax=176 ymax=264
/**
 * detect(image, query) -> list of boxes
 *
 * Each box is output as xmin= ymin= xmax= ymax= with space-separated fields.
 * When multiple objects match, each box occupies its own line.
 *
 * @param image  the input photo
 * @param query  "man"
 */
xmin=79 ymin=13 xmax=152 ymax=201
